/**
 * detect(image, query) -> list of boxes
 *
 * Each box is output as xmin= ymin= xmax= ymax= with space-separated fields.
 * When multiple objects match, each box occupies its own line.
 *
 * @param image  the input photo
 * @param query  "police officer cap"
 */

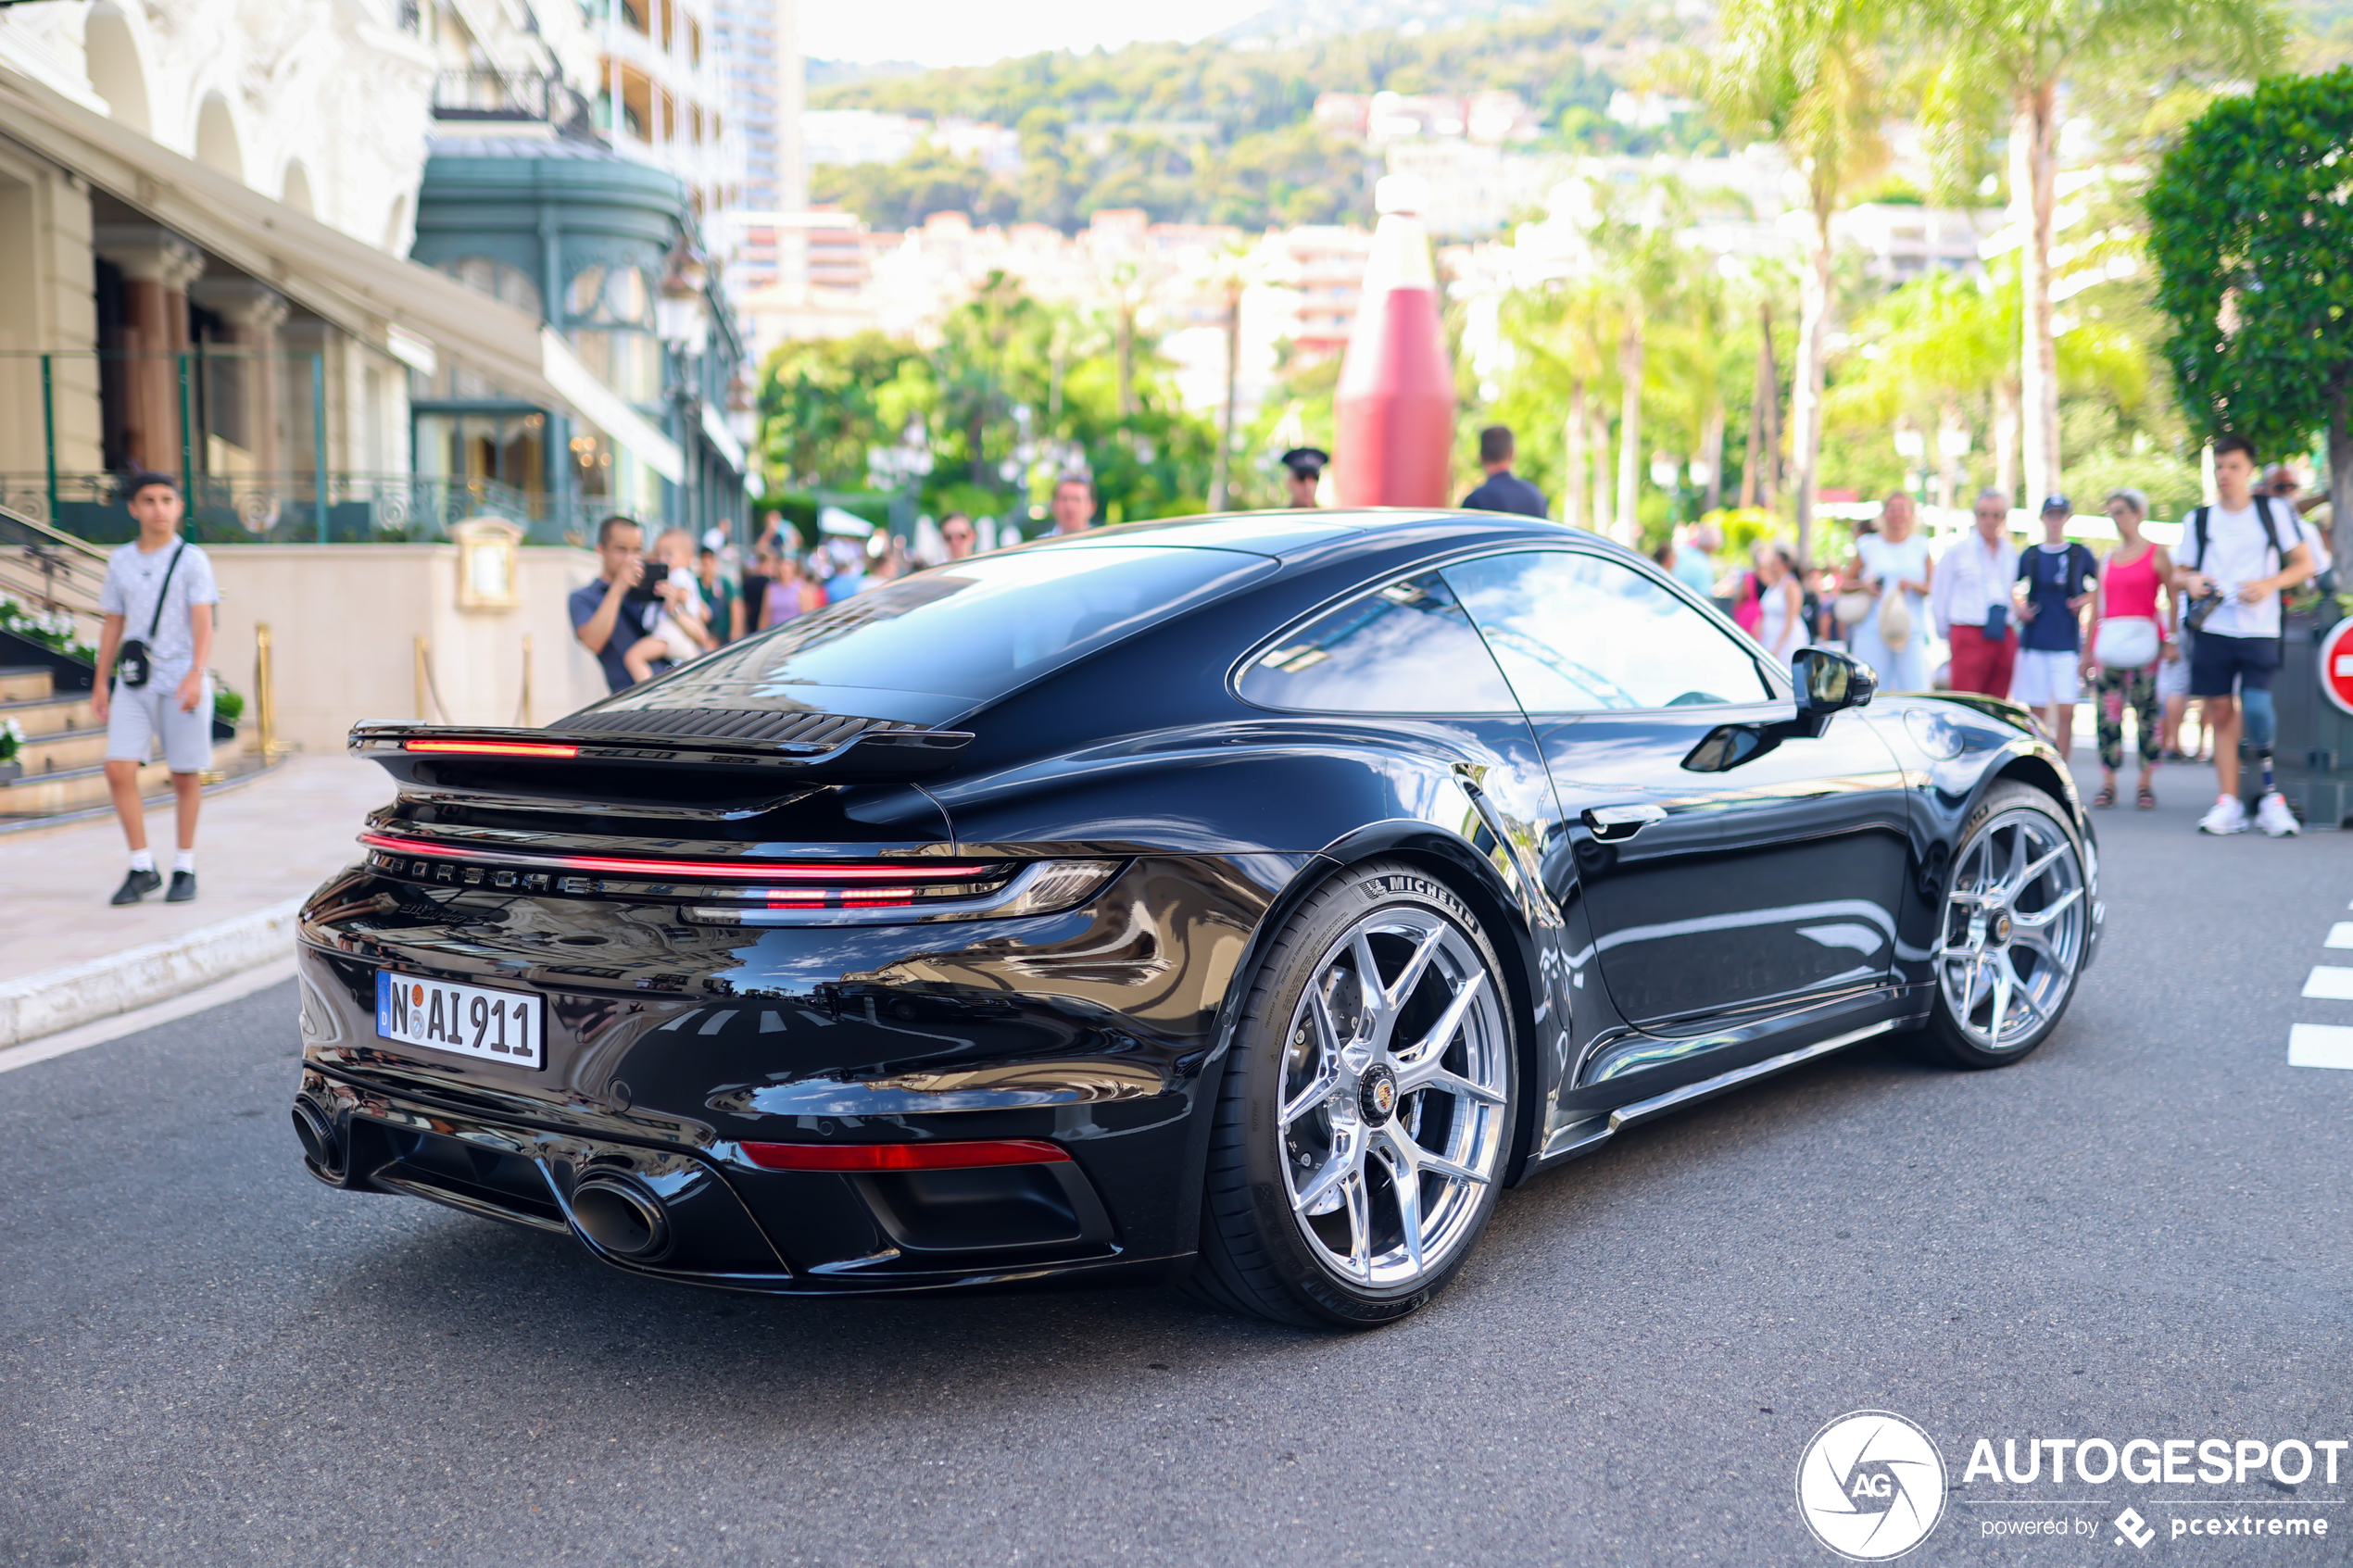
xmin=1280 ymin=447 xmax=1329 ymax=478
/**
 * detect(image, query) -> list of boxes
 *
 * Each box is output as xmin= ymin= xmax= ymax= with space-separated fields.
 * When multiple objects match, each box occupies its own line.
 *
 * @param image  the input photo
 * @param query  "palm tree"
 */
xmin=1652 ymin=260 xmax=1742 ymax=515
xmin=1828 ymin=268 xmax=2019 ymax=502
xmin=1583 ymin=182 xmax=1688 ymax=546
xmin=1700 ymin=0 xmax=1892 ymax=563
xmin=1915 ymin=0 xmax=2282 ymax=502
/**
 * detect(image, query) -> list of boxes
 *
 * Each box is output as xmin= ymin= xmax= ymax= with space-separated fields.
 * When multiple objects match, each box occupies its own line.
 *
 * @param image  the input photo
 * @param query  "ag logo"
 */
xmin=1796 ymin=1411 xmax=1947 ymax=1560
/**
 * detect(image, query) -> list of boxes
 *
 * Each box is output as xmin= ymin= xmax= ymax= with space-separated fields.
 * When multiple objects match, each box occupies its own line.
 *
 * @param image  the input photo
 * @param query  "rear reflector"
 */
xmin=405 ymin=739 xmax=580 ymax=759
xmin=738 ymin=1138 xmax=1070 ymax=1172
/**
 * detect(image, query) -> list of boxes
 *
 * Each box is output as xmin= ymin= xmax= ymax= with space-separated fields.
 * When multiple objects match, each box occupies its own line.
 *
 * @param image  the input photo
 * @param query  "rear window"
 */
xmin=586 ymin=545 xmax=1271 ymax=725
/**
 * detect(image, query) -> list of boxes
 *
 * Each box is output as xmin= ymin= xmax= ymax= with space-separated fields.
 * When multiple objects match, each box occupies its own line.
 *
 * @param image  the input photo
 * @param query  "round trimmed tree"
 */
xmin=2146 ymin=67 xmax=2353 ymax=527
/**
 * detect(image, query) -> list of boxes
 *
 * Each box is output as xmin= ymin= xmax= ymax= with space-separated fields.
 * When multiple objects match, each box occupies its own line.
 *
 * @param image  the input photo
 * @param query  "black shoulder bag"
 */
xmin=115 ymin=542 xmax=185 ymax=690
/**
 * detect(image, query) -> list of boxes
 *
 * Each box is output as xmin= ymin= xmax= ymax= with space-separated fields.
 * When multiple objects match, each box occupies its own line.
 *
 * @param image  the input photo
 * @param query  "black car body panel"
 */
xmin=293 ymin=510 xmax=2098 ymax=1295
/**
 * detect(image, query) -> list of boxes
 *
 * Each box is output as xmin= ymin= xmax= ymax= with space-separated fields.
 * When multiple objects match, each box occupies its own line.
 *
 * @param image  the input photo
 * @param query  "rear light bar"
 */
xmin=404 ymin=739 xmax=580 ymax=759
xmin=358 ymin=831 xmax=993 ymax=884
xmin=738 ymin=1138 xmax=1070 ymax=1172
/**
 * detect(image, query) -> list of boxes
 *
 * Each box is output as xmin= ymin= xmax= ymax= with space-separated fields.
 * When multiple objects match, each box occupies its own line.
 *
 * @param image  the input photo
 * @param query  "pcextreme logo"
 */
xmin=1797 ymin=1411 xmax=1949 ymax=1561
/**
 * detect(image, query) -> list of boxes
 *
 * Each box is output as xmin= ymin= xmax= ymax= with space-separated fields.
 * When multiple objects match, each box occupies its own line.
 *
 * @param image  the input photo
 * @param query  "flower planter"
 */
xmin=0 ymin=759 xmax=22 ymax=784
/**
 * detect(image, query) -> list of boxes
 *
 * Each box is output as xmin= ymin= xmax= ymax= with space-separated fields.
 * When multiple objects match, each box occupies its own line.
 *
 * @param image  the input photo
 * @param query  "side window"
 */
xmin=1443 ymin=550 xmax=1772 ymax=712
xmin=1238 ymin=572 xmax=1520 ymax=713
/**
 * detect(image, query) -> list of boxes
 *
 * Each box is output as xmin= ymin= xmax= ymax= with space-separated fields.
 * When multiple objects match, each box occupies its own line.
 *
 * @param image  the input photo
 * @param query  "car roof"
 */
xmin=1025 ymin=508 xmax=1600 ymax=565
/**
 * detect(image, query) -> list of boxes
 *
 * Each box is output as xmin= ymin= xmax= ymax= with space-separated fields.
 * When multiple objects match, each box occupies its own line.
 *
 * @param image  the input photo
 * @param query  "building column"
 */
xmin=189 ymin=279 xmax=291 ymax=484
xmin=94 ymin=225 xmax=203 ymax=476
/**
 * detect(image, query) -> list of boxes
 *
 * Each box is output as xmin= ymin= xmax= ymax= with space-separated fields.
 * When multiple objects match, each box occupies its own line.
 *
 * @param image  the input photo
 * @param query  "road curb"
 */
xmin=0 ymin=896 xmax=305 ymax=1047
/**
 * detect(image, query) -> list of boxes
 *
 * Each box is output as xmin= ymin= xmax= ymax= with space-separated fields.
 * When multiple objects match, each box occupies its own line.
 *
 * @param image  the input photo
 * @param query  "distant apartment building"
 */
xmin=711 ymin=0 xmax=805 ymax=294
xmin=1385 ymin=141 xmax=1571 ymax=239
xmin=1314 ymin=90 xmax=1541 ymax=146
xmin=1277 ymin=226 xmax=1375 ymax=361
xmin=1831 ymin=203 xmax=2002 ymax=283
xmin=801 ymin=108 xmax=927 ymax=168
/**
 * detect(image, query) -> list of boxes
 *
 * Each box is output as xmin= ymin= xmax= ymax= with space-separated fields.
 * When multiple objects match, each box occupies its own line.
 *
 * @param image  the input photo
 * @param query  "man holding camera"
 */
xmin=93 ymin=472 xmax=217 ymax=904
xmin=2177 ymin=434 xmax=2315 ymax=836
xmin=570 ymin=514 xmax=672 ymax=693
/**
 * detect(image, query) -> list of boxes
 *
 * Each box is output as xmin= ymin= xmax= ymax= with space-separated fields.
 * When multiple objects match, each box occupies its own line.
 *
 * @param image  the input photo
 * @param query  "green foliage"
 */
xmin=810 ymin=146 xmax=1017 ymax=231
xmin=211 ymin=681 xmax=245 ymax=724
xmin=806 ymin=4 xmax=1680 ymax=232
xmin=2145 ymin=65 xmax=2353 ymax=459
xmin=759 ymin=332 xmax=936 ymax=491
xmin=814 ymin=6 xmax=1623 ymax=135
xmin=754 ymin=275 xmax=1226 ymax=531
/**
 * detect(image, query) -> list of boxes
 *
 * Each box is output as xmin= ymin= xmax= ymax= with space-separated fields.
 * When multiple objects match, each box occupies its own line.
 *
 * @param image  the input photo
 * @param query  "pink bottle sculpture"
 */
xmin=1334 ymin=176 xmax=1455 ymax=508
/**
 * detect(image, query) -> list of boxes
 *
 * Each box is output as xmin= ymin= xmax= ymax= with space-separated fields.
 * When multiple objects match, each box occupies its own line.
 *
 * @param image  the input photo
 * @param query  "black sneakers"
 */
xmin=166 ymin=871 xmax=197 ymax=902
xmin=110 ymin=868 xmax=163 ymax=905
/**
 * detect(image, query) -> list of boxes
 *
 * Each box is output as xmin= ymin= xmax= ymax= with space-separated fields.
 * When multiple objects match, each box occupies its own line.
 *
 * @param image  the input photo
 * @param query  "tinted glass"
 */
xmin=1238 ymin=573 xmax=1519 ymax=713
xmin=1443 ymin=550 xmax=1772 ymax=712
xmin=590 ymin=546 xmax=1270 ymax=723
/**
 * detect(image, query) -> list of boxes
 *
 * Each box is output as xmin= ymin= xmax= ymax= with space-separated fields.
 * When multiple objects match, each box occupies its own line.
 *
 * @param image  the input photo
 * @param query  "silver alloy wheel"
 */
xmin=1276 ymin=908 xmax=1511 ymax=1288
xmin=1934 ymin=805 xmax=2088 ymax=1051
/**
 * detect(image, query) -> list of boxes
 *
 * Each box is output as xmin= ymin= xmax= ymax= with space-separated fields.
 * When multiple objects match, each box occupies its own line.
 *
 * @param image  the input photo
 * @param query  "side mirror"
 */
xmin=1684 ymin=649 xmax=1877 ymax=773
xmin=1793 ymin=647 xmax=1875 ymax=721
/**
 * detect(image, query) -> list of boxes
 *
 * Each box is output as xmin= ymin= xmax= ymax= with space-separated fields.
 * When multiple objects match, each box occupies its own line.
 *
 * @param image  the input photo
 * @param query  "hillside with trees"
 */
xmin=807 ymin=2 xmax=1718 ymax=232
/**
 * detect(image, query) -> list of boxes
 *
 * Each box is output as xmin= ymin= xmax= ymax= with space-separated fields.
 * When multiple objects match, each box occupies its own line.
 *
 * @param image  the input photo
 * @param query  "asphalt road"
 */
xmin=4 ymin=759 xmax=2348 ymax=1568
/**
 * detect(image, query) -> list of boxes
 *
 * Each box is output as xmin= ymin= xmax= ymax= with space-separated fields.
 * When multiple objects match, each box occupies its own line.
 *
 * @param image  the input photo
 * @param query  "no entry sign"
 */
xmin=2320 ymin=618 xmax=2353 ymax=718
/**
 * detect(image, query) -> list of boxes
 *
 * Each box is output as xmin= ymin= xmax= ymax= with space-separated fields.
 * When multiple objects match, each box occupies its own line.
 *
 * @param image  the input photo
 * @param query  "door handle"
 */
xmin=1582 ymin=803 xmax=1667 ymax=841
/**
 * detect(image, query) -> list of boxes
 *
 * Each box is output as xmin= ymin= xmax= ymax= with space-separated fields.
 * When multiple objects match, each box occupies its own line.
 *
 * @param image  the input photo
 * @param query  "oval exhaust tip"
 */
xmin=291 ymin=1099 xmax=339 ymax=1171
xmin=571 ymin=1176 xmax=670 ymax=1260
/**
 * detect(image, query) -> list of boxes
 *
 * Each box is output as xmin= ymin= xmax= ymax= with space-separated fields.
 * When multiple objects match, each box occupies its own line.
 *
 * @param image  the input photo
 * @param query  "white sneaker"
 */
xmin=2256 ymin=791 xmax=2301 ymax=837
xmin=2197 ymin=796 xmax=2250 ymax=834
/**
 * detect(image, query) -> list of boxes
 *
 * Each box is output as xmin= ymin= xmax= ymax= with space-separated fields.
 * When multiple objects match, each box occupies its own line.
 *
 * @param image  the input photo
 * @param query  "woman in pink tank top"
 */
xmin=2083 ymin=489 xmax=2178 ymax=809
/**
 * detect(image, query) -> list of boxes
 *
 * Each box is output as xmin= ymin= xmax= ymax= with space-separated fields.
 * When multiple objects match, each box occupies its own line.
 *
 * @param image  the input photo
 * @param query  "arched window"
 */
xmin=86 ymin=6 xmax=150 ymax=134
xmin=564 ymin=264 xmax=649 ymax=326
xmin=563 ymin=263 xmax=659 ymax=405
xmin=441 ymin=257 xmax=545 ymax=320
xmin=195 ymin=93 xmax=243 ymax=182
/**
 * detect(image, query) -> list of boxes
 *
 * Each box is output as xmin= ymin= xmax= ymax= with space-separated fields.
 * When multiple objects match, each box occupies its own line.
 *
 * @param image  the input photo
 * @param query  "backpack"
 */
xmin=2185 ymin=496 xmax=2290 ymax=633
xmin=2189 ymin=495 xmax=2285 ymax=573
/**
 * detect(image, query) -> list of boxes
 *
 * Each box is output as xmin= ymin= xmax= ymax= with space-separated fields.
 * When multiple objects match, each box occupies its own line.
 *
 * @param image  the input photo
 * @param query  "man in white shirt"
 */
xmin=1931 ymin=489 xmax=2021 ymax=697
xmin=2176 ymin=434 xmax=2315 ymax=835
xmin=92 ymin=472 xmax=218 ymax=904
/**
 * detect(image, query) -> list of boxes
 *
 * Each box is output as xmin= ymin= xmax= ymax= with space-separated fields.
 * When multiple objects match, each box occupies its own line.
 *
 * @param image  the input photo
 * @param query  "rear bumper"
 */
xmin=294 ymin=1060 xmax=1178 ymax=1294
xmin=285 ymin=850 xmax=1297 ymax=1292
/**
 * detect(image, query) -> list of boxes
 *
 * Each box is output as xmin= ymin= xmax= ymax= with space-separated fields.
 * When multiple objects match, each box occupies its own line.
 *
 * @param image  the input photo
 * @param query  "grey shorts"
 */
xmin=105 ymin=671 xmax=214 ymax=773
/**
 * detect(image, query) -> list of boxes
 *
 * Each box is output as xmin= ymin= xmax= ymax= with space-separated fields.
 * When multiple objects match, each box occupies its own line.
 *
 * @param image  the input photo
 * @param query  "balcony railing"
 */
xmin=432 ymin=70 xmax=600 ymax=140
xmin=0 ymin=473 xmax=593 ymax=548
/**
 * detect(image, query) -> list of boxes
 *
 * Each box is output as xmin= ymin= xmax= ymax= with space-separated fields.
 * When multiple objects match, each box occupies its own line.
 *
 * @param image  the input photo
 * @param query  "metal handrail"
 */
xmin=0 ymin=502 xmax=107 ymax=646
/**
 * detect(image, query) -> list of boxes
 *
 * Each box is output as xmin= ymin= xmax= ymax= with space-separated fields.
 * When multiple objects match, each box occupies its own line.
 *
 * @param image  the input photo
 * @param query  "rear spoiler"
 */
xmin=349 ymin=720 xmax=973 ymax=787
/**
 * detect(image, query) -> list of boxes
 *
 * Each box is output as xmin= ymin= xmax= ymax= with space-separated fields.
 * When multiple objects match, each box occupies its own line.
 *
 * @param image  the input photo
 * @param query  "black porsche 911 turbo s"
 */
xmin=291 ymin=510 xmax=2099 ymax=1327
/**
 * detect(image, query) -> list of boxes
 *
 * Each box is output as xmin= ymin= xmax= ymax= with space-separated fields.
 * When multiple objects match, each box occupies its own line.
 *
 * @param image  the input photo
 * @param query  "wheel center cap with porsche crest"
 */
xmin=1358 ymin=1063 xmax=1398 ymax=1123
xmin=1991 ymin=910 xmax=2013 ymax=945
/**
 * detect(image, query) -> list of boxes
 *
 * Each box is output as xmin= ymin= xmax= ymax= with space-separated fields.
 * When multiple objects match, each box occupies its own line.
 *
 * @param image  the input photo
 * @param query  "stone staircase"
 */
xmin=0 ymin=665 xmax=264 ymax=824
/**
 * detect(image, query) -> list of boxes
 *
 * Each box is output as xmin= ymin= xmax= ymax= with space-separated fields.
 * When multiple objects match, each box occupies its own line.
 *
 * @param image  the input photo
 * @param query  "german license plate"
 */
xmin=375 ymin=971 xmax=544 ymax=1069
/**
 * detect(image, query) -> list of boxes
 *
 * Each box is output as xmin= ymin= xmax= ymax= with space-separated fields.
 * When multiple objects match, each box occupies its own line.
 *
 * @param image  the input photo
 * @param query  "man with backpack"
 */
xmin=2013 ymin=495 xmax=2100 ymax=758
xmin=2176 ymin=434 xmax=2315 ymax=836
xmin=92 ymin=471 xmax=218 ymax=904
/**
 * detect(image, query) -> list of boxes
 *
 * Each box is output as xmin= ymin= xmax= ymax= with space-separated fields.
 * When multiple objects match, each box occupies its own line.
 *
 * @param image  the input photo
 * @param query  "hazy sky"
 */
xmin=800 ymin=1 xmax=1270 ymax=68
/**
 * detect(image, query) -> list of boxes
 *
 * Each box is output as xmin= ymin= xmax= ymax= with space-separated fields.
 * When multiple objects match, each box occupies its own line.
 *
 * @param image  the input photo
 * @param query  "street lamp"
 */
xmin=1649 ymin=453 xmax=1682 ymax=528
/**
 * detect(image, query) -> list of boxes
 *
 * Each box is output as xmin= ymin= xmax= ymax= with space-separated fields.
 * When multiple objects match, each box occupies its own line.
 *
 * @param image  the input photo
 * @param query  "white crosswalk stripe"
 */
xmin=2300 ymin=965 xmax=2353 ymax=1000
xmin=2290 ymin=1024 xmax=2353 ymax=1070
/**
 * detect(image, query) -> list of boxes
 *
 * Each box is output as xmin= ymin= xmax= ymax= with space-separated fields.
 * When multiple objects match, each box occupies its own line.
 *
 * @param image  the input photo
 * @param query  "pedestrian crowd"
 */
xmin=567 ymin=472 xmax=1105 ymax=695
xmin=76 ymin=423 xmax=2331 ymax=913
xmin=1695 ymin=431 xmax=2326 ymax=839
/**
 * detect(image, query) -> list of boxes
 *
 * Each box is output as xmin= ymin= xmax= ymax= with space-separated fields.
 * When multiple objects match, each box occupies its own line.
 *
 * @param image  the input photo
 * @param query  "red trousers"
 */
xmin=1948 ymin=623 xmax=2017 ymax=698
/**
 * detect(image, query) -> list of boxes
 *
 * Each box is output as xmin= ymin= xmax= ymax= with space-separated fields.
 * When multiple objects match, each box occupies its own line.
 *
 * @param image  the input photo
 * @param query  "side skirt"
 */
xmin=1516 ymin=1018 xmax=1899 ymax=1181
